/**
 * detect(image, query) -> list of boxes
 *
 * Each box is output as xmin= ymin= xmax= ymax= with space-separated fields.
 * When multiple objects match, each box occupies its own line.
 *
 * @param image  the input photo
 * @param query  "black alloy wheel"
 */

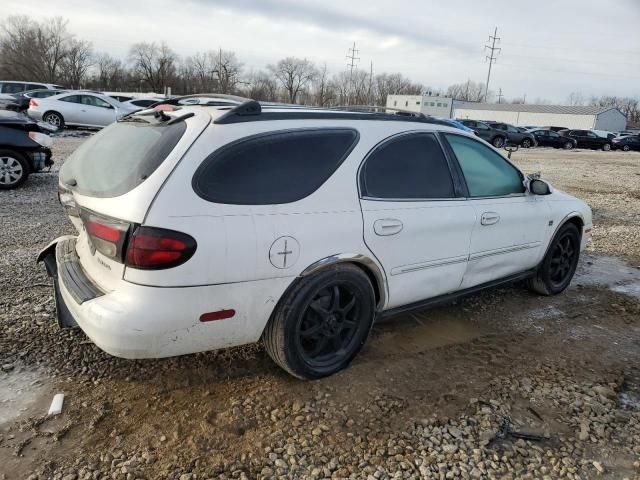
xmin=548 ymin=232 xmax=578 ymax=290
xmin=297 ymin=284 xmax=360 ymax=368
xmin=528 ymin=223 xmax=581 ymax=296
xmin=521 ymin=138 xmax=532 ymax=148
xmin=263 ymin=264 xmax=375 ymax=379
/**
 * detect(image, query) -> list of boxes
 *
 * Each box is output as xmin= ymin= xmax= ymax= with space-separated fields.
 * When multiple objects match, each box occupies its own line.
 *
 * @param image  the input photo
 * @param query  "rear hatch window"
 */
xmin=60 ymin=117 xmax=186 ymax=198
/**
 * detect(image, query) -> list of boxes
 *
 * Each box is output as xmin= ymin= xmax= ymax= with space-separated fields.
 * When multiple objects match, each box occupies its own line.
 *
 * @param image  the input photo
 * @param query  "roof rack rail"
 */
xmin=215 ymin=100 xmax=451 ymax=126
xmin=155 ymin=93 xmax=251 ymax=107
xmin=327 ymin=105 xmax=427 ymax=118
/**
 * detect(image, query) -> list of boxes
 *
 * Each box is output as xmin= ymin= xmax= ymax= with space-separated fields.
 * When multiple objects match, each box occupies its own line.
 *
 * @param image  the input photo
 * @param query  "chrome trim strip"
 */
xmin=300 ymin=253 xmax=388 ymax=308
xmin=469 ymin=242 xmax=542 ymax=261
xmin=391 ymin=255 xmax=468 ymax=275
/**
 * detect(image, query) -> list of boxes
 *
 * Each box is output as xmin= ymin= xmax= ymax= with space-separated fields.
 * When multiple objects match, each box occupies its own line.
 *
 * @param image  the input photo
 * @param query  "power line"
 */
xmin=484 ymin=27 xmax=501 ymax=102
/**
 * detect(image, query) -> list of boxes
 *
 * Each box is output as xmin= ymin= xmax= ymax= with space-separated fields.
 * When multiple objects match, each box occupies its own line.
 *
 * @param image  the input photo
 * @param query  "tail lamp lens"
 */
xmin=125 ymin=226 xmax=196 ymax=270
xmin=81 ymin=211 xmax=130 ymax=260
xmin=29 ymin=99 xmax=38 ymax=107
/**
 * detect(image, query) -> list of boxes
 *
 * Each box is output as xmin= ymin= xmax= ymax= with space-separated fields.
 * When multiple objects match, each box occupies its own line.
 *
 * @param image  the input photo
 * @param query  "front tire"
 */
xmin=528 ymin=223 xmax=581 ymax=296
xmin=563 ymin=141 xmax=574 ymax=150
xmin=602 ymin=143 xmax=611 ymax=151
xmin=0 ymin=150 xmax=30 ymax=190
xmin=263 ymin=264 xmax=375 ymax=380
xmin=622 ymin=145 xmax=630 ymax=152
xmin=492 ymin=136 xmax=505 ymax=148
xmin=521 ymin=138 xmax=532 ymax=148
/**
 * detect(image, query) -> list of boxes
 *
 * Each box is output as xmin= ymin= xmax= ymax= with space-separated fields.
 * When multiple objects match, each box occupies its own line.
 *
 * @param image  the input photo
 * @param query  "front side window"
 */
xmin=26 ymin=83 xmax=45 ymax=90
xmin=475 ymin=122 xmax=490 ymax=130
xmin=445 ymin=134 xmax=524 ymax=198
xmin=193 ymin=129 xmax=358 ymax=205
xmin=360 ymin=133 xmax=454 ymax=199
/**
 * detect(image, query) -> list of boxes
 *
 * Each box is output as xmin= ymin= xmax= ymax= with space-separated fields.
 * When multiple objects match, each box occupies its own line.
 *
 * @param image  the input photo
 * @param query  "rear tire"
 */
xmin=521 ymin=138 xmax=532 ymax=148
xmin=263 ymin=264 xmax=375 ymax=380
xmin=622 ymin=145 xmax=630 ymax=152
xmin=602 ymin=143 xmax=611 ymax=151
xmin=563 ymin=141 xmax=574 ymax=150
xmin=0 ymin=149 xmax=30 ymax=190
xmin=43 ymin=111 xmax=64 ymax=129
xmin=528 ymin=223 xmax=581 ymax=296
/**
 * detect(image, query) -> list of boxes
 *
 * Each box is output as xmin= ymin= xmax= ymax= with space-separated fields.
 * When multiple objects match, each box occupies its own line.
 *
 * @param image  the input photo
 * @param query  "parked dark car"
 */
xmin=612 ymin=135 xmax=640 ymax=151
xmin=546 ymin=126 xmax=569 ymax=132
xmin=487 ymin=122 xmax=537 ymax=148
xmin=558 ymin=129 xmax=612 ymax=151
xmin=456 ymin=119 xmax=507 ymax=147
xmin=0 ymin=89 xmax=67 ymax=112
xmin=0 ymin=111 xmax=53 ymax=189
xmin=527 ymin=129 xmax=577 ymax=150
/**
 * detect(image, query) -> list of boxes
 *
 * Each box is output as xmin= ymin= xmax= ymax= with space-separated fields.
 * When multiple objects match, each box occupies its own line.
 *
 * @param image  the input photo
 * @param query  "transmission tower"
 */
xmin=484 ymin=27 xmax=501 ymax=102
xmin=346 ymin=42 xmax=360 ymax=104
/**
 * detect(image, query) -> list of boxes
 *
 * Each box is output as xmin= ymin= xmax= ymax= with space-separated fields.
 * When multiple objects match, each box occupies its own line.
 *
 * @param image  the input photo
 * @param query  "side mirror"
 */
xmin=530 ymin=178 xmax=551 ymax=195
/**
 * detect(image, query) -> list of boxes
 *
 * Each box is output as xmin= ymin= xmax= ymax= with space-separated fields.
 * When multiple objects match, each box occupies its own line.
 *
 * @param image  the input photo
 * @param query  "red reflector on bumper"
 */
xmin=200 ymin=309 xmax=235 ymax=322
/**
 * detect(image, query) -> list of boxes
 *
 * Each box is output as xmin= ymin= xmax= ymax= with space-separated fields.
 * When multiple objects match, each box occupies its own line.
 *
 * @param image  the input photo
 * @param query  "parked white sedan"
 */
xmin=27 ymin=92 xmax=140 ymax=129
xmin=39 ymin=101 xmax=592 ymax=380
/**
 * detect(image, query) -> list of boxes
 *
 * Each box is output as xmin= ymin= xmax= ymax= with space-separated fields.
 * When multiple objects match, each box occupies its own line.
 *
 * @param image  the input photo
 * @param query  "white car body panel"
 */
xmin=43 ymin=106 xmax=593 ymax=360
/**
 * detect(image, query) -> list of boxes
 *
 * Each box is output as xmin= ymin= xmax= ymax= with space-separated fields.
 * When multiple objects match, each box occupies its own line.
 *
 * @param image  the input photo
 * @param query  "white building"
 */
xmin=452 ymin=103 xmax=627 ymax=131
xmin=386 ymin=95 xmax=454 ymax=118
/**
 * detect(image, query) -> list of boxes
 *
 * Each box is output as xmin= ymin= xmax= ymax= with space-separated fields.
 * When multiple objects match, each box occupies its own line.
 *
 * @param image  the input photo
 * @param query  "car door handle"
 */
xmin=481 ymin=212 xmax=500 ymax=225
xmin=373 ymin=219 xmax=403 ymax=236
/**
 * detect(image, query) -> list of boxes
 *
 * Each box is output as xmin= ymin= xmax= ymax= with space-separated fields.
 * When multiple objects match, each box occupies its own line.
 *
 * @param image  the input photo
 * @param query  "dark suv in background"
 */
xmin=456 ymin=119 xmax=507 ymax=148
xmin=527 ymin=129 xmax=577 ymax=149
xmin=487 ymin=122 xmax=537 ymax=148
xmin=559 ymin=129 xmax=612 ymax=151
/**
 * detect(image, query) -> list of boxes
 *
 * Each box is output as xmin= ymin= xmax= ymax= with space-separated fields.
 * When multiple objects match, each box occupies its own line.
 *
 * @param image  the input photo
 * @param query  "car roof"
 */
xmin=0 ymin=110 xmax=37 ymax=124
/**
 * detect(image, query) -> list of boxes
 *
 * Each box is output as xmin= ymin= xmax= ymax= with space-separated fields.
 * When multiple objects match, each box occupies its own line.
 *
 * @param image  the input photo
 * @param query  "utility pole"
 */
xmin=368 ymin=61 xmax=374 ymax=105
xmin=497 ymin=88 xmax=504 ymax=104
xmin=346 ymin=41 xmax=360 ymax=104
xmin=484 ymin=27 xmax=501 ymax=103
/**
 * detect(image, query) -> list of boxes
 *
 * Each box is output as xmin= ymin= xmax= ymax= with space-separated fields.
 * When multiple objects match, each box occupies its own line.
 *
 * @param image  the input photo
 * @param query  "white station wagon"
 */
xmin=39 ymin=101 xmax=592 ymax=379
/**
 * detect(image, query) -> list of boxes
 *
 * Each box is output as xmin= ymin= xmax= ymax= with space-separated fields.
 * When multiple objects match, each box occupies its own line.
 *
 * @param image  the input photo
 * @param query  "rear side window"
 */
xmin=360 ymin=133 xmax=454 ymax=199
xmin=60 ymin=118 xmax=186 ymax=198
xmin=445 ymin=134 xmax=524 ymax=197
xmin=193 ymin=129 xmax=358 ymax=205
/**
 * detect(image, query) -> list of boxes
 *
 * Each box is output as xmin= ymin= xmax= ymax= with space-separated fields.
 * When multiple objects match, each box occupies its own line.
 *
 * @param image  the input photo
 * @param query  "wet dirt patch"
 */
xmin=575 ymin=254 xmax=640 ymax=299
xmin=0 ymin=367 xmax=50 ymax=426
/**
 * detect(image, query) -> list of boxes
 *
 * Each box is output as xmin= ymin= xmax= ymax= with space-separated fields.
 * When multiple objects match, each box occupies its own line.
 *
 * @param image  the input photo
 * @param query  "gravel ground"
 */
xmin=1 ymin=138 xmax=640 ymax=480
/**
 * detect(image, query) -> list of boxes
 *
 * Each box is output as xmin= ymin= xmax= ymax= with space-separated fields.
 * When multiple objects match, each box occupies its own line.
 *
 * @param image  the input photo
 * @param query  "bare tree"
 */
xmin=128 ymin=42 xmax=177 ymax=93
xmin=446 ymin=80 xmax=486 ymax=102
xmin=567 ymin=91 xmax=586 ymax=106
xmin=244 ymin=70 xmax=279 ymax=102
xmin=213 ymin=49 xmax=243 ymax=94
xmin=0 ymin=16 xmax=70 ymax=83
xmin=373 ymin=72 xmax=423 ymax=106
xmin=92 ymin=53 xmax=125 ymax=90
xmin=268 ymin=57 xmax=316 ymax=104
xmin=59 ymin=39 xmax=92 ymax=88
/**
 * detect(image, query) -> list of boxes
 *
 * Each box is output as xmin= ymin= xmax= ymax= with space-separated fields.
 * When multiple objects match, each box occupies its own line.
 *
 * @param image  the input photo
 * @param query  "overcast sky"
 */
xmin=4 ymin=0 xmax=640 ymax=102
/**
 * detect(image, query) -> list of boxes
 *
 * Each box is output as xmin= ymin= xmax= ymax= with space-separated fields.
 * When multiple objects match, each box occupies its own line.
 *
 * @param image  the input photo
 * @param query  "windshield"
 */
xmin=59 ymin=118 xmax=186 ymax=197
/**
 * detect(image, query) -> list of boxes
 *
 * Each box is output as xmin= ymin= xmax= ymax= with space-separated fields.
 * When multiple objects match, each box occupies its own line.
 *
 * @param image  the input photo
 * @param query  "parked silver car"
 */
xmin=27 ymin=92 xmax=140 ymax=129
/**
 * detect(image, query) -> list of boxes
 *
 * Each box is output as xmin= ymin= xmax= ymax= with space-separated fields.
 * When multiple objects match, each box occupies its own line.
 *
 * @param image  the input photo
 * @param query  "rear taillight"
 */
xmin=125 ymin=226 xmax=196 ymax=270
xmin=81 ymin=211 xmax=130 ymax=260
xmin=29 ymin=99 xmax=38 ymax=108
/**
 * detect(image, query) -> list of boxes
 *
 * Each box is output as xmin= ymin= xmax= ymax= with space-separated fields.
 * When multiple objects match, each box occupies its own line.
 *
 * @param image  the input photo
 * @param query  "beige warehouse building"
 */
xmin=452 ymin=103 xmax=627 ymax=131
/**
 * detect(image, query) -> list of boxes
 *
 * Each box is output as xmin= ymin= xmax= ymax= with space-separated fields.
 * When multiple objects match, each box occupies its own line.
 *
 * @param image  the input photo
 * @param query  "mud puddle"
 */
xmin=371 ymin=310 xmax=487 ymax=355
xmin=0 ymin=368 xmax=50 ymax=426
xmin=575 ymin=255 xmax=640 ymax=299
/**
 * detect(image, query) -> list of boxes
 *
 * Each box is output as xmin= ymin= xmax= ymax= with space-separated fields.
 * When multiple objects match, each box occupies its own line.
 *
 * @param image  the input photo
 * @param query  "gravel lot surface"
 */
xmin=1 ymin=137 xmax=640 ymax=480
